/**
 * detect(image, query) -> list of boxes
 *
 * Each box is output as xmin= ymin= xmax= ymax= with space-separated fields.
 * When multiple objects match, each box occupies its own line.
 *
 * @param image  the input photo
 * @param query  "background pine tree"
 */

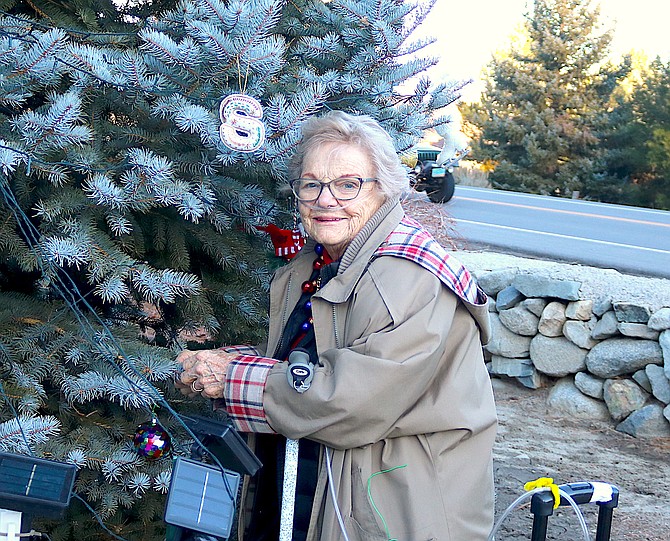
xmin=0 ymin=0 xmax=464 ymax=538
xmin=462 ymin=0 xmax=628 ymax=198
xmin=602 ymin=57 xmax=670 ymax=210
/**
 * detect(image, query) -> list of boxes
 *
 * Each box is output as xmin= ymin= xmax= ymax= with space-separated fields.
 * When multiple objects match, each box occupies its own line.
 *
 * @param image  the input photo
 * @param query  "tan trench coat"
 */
xmin=238 ymin=199 xmax=497 ymax=541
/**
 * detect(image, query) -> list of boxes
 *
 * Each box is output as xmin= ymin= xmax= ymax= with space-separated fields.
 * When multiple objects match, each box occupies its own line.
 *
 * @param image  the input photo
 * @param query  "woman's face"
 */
xmin=298 ymin=143 xmax=386 ymax=260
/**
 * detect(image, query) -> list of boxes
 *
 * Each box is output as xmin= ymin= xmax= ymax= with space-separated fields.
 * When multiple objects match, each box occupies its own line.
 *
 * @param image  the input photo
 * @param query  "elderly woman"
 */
xmin=177 ymin=111 xmax=497 ymax=541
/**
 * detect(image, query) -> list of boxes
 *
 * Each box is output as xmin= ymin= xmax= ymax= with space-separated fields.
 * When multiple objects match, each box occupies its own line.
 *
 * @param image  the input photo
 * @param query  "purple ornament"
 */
xmin=133 ymin=417 xmax=171 ymax=460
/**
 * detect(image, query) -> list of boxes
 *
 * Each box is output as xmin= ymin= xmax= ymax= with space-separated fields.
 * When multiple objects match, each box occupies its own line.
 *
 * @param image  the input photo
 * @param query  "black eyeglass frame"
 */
xmin=289 ymin=177 xmax=378 ymax=202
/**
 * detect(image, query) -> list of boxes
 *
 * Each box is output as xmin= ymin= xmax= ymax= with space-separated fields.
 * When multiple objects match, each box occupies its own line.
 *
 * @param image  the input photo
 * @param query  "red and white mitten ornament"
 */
xmin=257 ymin=224 xmax=305 ymax=260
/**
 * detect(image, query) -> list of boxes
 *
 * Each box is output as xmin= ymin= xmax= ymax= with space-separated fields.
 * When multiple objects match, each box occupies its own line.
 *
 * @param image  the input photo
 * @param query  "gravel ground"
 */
xmin=491 ymin=379 xmax=669 ymax=541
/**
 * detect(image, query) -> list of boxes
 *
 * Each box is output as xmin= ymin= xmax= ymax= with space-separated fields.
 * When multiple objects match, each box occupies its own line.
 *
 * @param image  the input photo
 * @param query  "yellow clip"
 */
xmin=524 ymin=477 xmax=560 ymax=509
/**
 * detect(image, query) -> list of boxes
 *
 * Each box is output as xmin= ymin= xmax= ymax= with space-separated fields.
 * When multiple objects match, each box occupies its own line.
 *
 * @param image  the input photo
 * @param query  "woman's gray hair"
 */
xmin=287 ymin=110 xmax=409 ymax=199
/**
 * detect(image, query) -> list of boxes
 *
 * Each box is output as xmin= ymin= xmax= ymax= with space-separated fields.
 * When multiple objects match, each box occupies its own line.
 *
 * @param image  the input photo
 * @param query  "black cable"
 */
xmin=1 ymin=184 xmax=238 ymax=534
xmin=0 ymin=381 xmax=36 ymax=457
xmin=72 ymin=494 xmax=130 ymax=541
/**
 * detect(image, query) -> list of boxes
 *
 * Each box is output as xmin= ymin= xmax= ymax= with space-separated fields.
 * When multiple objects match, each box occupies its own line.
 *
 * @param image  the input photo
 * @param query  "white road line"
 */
xmin=455 ymin=196 xmax=670 ymax=227
xmin=455 ymin=188 xmax=670 ymax=218
xmin=455 ymin=219 xmax=670 ymax=254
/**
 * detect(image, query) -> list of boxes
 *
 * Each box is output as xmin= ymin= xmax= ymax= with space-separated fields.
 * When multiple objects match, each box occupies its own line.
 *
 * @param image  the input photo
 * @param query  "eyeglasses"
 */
xmin=289 ymin=177 xmax=377 ymax=202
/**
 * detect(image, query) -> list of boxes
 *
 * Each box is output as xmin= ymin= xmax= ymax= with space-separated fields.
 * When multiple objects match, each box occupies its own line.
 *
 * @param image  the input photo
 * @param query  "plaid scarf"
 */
xmin=375 ymin=216 xmax=487 ymax=306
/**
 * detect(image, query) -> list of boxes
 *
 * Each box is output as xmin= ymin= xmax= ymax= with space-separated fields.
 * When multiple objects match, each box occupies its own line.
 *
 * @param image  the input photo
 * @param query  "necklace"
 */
xmin=299 ymin=244 xmax=326 ymax=332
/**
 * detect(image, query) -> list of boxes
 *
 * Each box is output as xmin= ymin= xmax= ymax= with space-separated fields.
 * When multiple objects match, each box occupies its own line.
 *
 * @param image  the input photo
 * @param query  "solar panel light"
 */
xmin=163 ymin=416 xmax=262 ymax=541
xmin=164 ymin=457 xmax=241 ymax=541
xmin=182 ymin=414 xmax=261 ymax=477
xmin=0 ymin=452 xmax=77 ymax=517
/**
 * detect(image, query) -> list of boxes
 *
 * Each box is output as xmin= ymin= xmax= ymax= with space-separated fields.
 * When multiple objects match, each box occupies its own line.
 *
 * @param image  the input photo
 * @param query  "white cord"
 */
xmin=560 ymin=489 xmax=591 ymax=541
xmin=487 ymin=489 xmax=536 ymax=541
xmin=487 ymin=488 xmax=590 ymax=541
xmin=325 ymin=446 xmax=351 ymax=541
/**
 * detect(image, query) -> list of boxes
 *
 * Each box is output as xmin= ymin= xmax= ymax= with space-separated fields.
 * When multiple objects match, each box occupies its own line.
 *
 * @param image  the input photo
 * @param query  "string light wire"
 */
xmin=0 ymin=381 xmax=34 ymax=456
xmin=0 ymin=181 xmax=238 ymax=539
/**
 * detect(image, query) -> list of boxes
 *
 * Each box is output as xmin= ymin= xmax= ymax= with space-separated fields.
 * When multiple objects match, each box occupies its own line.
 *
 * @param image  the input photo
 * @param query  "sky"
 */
xmin=414 ymin=0 xmax=670 ymax=101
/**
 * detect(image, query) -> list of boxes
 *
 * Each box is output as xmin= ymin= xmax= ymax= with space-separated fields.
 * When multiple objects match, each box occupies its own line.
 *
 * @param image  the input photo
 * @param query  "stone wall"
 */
xmin=479 ymin=270 xmax=670 ymax=438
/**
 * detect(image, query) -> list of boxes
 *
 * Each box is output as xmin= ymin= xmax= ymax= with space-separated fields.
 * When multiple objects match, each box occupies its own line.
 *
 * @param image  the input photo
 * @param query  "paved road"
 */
xmin=444 ymin=186 xmax=670 ymax=279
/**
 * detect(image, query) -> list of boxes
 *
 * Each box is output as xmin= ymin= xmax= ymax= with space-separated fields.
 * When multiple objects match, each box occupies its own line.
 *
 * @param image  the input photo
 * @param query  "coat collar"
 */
xmin=314 ymin=198 xmax=487 ymax=309
xmin=314 ymin=198 xmax=402 ymax=304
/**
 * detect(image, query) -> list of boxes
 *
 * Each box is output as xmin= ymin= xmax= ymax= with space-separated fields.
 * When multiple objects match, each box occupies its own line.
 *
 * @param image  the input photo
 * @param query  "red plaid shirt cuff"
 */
xmin=224 ymin=355 xmax=278 ymax=433
xmin=220 ymin=345 xmax=260 ymax=355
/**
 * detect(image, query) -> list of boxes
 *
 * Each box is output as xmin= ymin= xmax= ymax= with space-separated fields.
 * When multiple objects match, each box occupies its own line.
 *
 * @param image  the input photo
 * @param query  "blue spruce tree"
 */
xmin=0 ymin=0 xmax=466 ymax=538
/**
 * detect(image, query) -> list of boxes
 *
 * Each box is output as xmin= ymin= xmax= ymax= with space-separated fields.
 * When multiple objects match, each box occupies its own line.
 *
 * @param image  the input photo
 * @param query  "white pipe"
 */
xmin=279 ymin=438 xmax=300 ymax=541
xmin=0 ymin=509 xmax=22 ymax=541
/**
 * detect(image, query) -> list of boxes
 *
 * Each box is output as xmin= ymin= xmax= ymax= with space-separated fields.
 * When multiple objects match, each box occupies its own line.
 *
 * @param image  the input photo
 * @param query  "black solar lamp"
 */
xmin=0 ymin=452 xmax=77 ymax=516
xmin=0 ymin=452 xmax=77 ymax=540
xmin=181 ymin=414 xmax=261 ymax=477
xmin=164 ymin=415 xmax=261 ymax=541
xmin=164 ymin=457 xmax=241 ymax=541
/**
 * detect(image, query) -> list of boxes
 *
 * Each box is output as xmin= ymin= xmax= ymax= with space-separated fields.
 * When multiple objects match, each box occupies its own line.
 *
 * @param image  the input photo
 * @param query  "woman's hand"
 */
xmin=175 ymin=349 xmax=237 ymax=399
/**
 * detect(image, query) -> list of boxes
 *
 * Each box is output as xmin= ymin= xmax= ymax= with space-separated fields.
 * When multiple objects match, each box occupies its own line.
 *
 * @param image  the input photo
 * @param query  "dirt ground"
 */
xmin=491 ymin=378 xmax=670 ymax=541
xmin=403 ymin=196 xmax=670 ymax=541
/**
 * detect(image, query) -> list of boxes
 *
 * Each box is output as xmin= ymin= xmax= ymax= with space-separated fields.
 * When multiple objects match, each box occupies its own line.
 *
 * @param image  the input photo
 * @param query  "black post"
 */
xmin=530 ymin=490 xmax=555 ymax=541
xmin=595 ymin=485 xmax=619 ymax=541
xmin=530 ymin=515 xmax=549 ymax=541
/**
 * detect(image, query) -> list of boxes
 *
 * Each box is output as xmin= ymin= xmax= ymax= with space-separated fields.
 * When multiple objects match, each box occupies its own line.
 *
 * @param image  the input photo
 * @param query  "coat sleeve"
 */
xmin=261 ymin=257 xmax=492 ymax=449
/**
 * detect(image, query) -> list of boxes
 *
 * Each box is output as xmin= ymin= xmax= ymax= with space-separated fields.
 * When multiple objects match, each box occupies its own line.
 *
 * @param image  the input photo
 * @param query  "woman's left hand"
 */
xmin=175 ymin=349 xmax=237 ymax=399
